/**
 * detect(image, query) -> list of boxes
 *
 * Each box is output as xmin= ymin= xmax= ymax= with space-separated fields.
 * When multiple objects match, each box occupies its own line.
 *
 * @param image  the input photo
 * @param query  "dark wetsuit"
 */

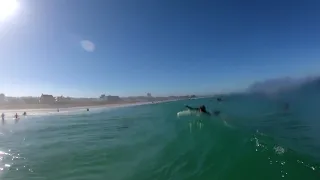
xmin=185 ymin=105 xmax=211 ymax=116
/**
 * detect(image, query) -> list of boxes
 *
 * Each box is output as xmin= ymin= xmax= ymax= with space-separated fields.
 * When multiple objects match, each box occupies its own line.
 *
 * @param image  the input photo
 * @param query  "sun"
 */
xmin=0 ymin=0 xmax=19 ymax=21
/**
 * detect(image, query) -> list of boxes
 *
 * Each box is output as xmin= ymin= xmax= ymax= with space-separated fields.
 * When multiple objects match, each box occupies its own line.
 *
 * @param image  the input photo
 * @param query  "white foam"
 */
xmin=177 ymin=110 xmax=200 ymax=117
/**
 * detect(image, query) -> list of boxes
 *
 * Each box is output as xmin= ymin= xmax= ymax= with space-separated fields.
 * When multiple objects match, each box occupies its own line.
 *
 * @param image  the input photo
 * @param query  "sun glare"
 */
xmin=0 ymin=0 xmax=19 ymax=21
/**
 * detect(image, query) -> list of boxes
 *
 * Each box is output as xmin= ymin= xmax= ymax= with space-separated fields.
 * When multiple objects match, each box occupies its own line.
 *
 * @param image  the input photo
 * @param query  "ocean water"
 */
xmin=1 ymin=87 xmax=320 ymax=179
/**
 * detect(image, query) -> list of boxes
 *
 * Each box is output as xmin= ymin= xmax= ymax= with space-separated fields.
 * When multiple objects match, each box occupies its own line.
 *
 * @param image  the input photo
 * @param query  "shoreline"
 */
xmin=0 ymin=101 xmax=145 ymax=112
xmin=0 ymin=101 xmax=152 ymax=118
xmin=0 ymin=98 xmax=185 ymax=111
xmin=0 ymin=99 xmax=184 ymax=117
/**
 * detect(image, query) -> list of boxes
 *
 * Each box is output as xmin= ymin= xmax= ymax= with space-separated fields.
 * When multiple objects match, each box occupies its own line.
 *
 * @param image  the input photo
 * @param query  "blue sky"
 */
xmin=0 ymin=0 xmax=319 ymax=97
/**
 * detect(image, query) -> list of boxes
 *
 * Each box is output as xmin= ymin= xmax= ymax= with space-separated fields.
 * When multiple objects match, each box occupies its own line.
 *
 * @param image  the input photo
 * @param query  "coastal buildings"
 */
xmin=146 ymin=93 xmax=154 ymax=101
xmin=100 ymin=94 xmax=106 ymax=99
xmin=55 ymin=96 xmax=71 ymax=103
xmin=39 ymin=94 xmax=55 ymax=104
xmin=0 ymin=92 xmax=197 ymax=106
xmin=0 ymin=93 xmax=6 ymax=103
xmin=105 ymin=95 xmax=121 ymax=102
xmin=21 ymin=96 xmax=39 ymax=104
xmin=99 ymin=94 xmax=121 ymax=102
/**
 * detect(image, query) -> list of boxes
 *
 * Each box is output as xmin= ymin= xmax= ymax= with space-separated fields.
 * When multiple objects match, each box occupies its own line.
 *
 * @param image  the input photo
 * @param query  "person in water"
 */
xmin=87 ymin=108 xmax=89 ymax=111
xmin=185 ymin=105 xmax=221 ymax=116
xmin=14 ymin=113 xmax=19 ymax=119
xmin=23 ymin=112 xmax=27 ymax=116
xmin=185 ymin=105 xmax=211 ymax=115
xmin=1 ymin=113 xmax=4 ymax=121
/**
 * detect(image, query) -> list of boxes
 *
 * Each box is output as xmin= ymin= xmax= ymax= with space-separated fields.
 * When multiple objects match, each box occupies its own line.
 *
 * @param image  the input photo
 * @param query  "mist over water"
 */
xmin=0 ymin=80 xmax=320 ymax=179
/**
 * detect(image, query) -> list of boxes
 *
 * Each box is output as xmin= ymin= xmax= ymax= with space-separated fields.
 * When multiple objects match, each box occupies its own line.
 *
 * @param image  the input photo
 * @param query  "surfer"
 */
xmin=1 ymin=113 xmax=4 ymax=121
xmin=185 ymin=105 xmax=212 ymax=115
xmin=23 ymin=112 xmax=27 ymax=116
xmin=14 ymin=113 xmax=19 ymax=119
xmin=185 ymin=105 xmax=222 ymax=117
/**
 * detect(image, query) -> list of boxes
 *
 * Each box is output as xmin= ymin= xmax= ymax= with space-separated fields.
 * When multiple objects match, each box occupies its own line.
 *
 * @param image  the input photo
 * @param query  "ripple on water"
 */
xmin=250 ymin=132 xmax=320 ymax=179
xmin=0 ymin=150 xmax=29 ymax=172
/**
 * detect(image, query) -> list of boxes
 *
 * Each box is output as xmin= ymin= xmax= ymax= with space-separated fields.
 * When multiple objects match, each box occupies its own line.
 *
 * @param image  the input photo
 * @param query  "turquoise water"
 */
xmin=1 ymin=90 xmax=320 ymax=179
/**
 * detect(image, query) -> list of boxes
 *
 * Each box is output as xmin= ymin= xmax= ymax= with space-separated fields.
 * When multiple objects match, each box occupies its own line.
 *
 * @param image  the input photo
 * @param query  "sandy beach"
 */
xmin=0 ymin=101 xmax=150 ymax=117
xmin=0 ymin=99 xmax=181 ymax=119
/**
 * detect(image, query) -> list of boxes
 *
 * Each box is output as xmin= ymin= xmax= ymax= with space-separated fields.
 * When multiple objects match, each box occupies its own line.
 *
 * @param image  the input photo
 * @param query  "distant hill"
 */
xmin=247 ymin=76 xmax=319 ymax=93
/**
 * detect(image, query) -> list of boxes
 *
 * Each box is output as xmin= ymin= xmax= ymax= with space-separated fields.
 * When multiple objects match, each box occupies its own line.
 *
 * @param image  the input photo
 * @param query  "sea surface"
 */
xmin=1 ymin=84 xmax=320 ymax=179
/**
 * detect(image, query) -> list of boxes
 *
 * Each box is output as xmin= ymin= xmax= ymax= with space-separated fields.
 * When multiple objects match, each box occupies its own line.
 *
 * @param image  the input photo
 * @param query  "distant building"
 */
xmin=105 ymin=95 xmax=121 ymax=102
xmin=147 ymin=93 xmax=154 ymax=101
xmin=99 ymin=94 xmax=121 ymax=102
xmin=100 ymin=94 xmax=106 ymax=100
xmin=55 ymin=96 xmax=71 ymax=103
xmin=21 ymin=96 xmax=39 ymax=104
xmin=39 ymin=94 xmax=55 ymax=104
xmin=0 ymin=93 xmax=6 ymax=103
